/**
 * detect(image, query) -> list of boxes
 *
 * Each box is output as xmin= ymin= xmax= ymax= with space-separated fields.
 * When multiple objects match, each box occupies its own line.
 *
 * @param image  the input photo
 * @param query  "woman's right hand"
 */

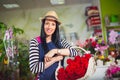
xmin=44 ymin=55 xmax=63 ymax=69
xmin=44 ymin=55 xmax=63 ymax=63
xmin=53 ymin=55 xmax=63 ymax=62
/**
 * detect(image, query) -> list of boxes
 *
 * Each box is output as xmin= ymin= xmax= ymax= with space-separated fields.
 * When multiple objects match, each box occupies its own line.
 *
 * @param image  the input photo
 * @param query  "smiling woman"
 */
xmin=29 ymin=10 xmax=79 ymax=80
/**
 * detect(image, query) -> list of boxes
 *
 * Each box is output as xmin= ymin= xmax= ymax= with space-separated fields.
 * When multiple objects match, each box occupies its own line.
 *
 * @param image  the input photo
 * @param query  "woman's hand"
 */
xmin=44 ymin=55 xmax=63 ymax=69
xmin=45 ymin=55 xmax=63 ymax=63
xmin=44 ymin=49 xmax=57 ymax=62
xmin=44 ymin=57 xmax=52 ymax=62
xmin=53 ymin=55 xmax=63 ymax=62
xmin=45 ymin=49 xmax=57 ymax=58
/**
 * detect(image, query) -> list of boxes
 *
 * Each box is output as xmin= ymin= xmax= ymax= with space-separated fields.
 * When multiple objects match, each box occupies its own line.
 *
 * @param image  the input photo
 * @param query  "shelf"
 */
xmin=106 ymin=25 xmax=120 ymax=27
xmin=89 ymin=24 xmax=101 ymax=27
xmin=87 ymin=14 xmax=100 ymax=17
xmin=106 ymin=26 xmax=120 ymax=28
xmin=106 ymin=25 xmax=120 ymax=31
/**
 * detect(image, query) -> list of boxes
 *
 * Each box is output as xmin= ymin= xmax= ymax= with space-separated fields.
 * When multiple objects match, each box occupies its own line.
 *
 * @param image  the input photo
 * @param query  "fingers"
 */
xmin=44 ymin=57 xmax=52 ymax=62
xmin=44 ymin=55 xmax=63 ymax=63
xmin=57 ymin=56 xmax=63 ymax=60
xmin=54 ymin=55 xmax=63 ymax=61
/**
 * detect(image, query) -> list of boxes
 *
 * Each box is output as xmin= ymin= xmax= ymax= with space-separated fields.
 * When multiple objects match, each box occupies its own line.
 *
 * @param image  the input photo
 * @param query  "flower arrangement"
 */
xmin=76 ymin=36 xmax=109 ymax=66
xmin=96 ymin=52 xmax=111 ymax=61
xmin=83 ymin=38 xmax=97 ymax=54
xmin=76 ymin=37 xmax=109 ymax=55
xmin=57 ymin=53 xmax=92 ymax=80
xmin=106 ymin=64 xmax=120 ymax=79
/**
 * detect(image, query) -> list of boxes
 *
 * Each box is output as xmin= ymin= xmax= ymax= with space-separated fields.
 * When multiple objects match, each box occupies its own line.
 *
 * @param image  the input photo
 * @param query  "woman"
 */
xmin=29 ymin=10 xmax=78 ymax=80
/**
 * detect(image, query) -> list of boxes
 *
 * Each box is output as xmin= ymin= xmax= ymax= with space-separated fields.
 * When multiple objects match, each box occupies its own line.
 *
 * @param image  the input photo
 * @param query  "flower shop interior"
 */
xmin=0 ymin=0 xmax=120 ymax=80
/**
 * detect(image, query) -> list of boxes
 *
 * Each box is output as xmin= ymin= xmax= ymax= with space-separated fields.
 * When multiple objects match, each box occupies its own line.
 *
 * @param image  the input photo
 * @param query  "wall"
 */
xmin=0 ymin=4 xmax=93 ymax=43
xmin=100 ymin=0 xmax=120 ymax=41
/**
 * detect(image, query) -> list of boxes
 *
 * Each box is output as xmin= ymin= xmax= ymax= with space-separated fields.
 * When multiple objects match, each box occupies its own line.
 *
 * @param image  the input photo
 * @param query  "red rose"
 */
xmin=84 ymin=54 xmax=91 ymax=59
xmin=81 ymin=59 xmax=88 ymax=68
xmin=86 ymin=39 xmax=89 ymax=43
xmin=75 ymin=65 xmax=86 ymax=77
xmin=89 ymin=38 xmax=93 ymax=42
xmin=67 ymin=58 xmax=73 ymax=65
xmin=57 ymin=68 xmax=67 ymax=80
xmin=57 ymin=55 xmax=91 ymax=80
xmin=92 ymin=41 xmax=97 ymax=47
xmin=74 ymin=55 xmax=81 ymax=63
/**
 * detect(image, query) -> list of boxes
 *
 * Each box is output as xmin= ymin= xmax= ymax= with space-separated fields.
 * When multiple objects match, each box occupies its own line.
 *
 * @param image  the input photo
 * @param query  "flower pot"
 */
xmin=105 ymin=62 xmax=111 ymax=66
xmin=117 ymin=60 xmax=120 ymax=65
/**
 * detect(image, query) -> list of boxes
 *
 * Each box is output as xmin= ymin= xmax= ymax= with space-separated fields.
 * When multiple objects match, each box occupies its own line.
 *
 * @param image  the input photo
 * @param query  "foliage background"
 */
xmin=0 ymin=22 xmax=33 ymax=80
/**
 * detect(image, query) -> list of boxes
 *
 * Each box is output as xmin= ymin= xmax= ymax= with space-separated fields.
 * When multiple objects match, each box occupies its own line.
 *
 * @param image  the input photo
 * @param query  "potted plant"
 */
xmin=105 ymin=64 xmax=120 ymax=79
xmin=0 ymin=22 xmax=33 ymax=80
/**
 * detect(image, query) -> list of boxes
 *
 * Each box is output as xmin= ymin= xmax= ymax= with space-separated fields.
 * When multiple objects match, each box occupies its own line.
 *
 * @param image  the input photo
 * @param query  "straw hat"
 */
xmin=41 ymin=10 xmax=61 ymax=24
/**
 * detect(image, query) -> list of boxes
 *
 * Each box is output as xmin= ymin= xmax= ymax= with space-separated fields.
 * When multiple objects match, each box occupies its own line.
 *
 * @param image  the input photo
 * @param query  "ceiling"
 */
xmin=0 ymin=0 xmax=92 ymax=11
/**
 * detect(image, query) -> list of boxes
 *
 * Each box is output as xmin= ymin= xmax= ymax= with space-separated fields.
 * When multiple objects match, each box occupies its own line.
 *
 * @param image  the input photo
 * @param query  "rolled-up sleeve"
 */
xmin=29 ymin=39 xmax=44 ymax=74
xmin=60 ymin=39 xmax=78 ymax=57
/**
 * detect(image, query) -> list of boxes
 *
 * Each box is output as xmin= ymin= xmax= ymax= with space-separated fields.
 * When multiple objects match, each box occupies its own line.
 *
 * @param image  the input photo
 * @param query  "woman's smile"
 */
xmin=46 ymin=28 xmax=53 ymax=33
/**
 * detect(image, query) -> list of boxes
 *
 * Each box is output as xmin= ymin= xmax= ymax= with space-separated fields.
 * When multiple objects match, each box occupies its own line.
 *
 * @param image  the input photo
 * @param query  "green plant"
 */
xmin=0 ymin=22 xmax=24 ymax=62
xmin=12 ymin=25 xmax=24 ymax=37
xmin=0 ymin=22 xmax=7 ymax=38
xmin=0 ymin=22 xmax=33 ymax=79
xmin=0 ymin=22 xmax=7 ymax=62
xmin=18 ymin=41 xmax=31 ymax=78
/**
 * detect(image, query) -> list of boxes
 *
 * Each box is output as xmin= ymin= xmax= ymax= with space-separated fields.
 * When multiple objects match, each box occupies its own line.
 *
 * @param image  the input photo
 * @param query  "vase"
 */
xmin=117 ymin=60 xmax=120 ymax=65
xmin=105 ymin=62 xmax=111 ymax=66
xmin=96 ymin=59 xmax=103 ymax=66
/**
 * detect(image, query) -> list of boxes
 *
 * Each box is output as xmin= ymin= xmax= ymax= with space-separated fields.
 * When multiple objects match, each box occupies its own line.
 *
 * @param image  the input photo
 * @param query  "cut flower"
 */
xmin=57 ymin=54 xmax=92 ymax=80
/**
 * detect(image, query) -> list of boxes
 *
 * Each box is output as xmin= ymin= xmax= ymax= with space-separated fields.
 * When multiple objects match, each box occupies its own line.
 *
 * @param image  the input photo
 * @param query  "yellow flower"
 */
xmin=4 ymin=58 xmax=8 ymax=65
xmin=98 ymin=55 xmax=105 ymax=60
xmin=4 ymin=56 xmax=9 ymax=65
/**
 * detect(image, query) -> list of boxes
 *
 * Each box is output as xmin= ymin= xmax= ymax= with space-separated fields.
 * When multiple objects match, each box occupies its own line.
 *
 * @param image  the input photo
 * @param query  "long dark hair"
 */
xmin=40 ymin=19 xmax=62 ymax=54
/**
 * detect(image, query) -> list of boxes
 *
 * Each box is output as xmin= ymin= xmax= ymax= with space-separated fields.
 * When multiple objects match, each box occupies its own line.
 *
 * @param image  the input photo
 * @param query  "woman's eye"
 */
xmin=45 ymin=22 xmax=49 ymax=25
xmin=52 ymin=23 xmax=55 ymax=26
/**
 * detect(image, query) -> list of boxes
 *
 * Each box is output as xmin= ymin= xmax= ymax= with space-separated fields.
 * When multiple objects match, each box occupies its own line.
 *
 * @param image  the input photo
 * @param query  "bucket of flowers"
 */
xmin=76 ymin=37 xmax=109 ymax=56
xmin=96 ymin=53 xmax=111 ymax=66
xmin=55 ymin=46 xmax=96 ymax=80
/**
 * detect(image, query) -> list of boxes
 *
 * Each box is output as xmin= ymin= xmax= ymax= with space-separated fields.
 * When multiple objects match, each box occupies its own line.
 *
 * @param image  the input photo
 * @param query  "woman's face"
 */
xmin=44 ymin=17 xmax=56 ymax=36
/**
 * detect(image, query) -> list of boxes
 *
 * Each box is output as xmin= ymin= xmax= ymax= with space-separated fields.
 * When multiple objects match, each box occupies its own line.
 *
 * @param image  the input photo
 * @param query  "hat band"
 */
xmin=45 ymin=18 xmax=57 ymax=23
xmin=42 ymin=16 xmax=61 ymax=25
xmin=45 ymin=16 xmax=58 ymax=20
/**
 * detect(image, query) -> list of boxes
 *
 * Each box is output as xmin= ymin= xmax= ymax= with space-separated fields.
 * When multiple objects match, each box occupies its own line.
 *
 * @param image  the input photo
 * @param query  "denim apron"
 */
xmin=38 ymin=42 xmax=58 ymax=80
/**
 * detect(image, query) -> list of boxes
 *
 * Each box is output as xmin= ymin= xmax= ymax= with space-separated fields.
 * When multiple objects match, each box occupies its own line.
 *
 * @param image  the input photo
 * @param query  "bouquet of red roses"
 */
xmin=56 ymin=47 xmax=96 ymax=80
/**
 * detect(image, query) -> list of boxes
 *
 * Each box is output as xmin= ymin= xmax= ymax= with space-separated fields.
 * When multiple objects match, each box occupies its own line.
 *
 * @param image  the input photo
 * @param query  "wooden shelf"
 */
xmin=106 ymin=25 xmax=120 ymax=27
xmin=106 ymin=25 xmax=120 ymax=31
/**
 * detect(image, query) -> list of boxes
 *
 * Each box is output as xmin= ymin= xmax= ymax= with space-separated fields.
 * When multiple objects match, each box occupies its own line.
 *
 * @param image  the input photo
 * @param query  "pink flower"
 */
xmin=106 ymin=64 xmax=120 ymax=78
